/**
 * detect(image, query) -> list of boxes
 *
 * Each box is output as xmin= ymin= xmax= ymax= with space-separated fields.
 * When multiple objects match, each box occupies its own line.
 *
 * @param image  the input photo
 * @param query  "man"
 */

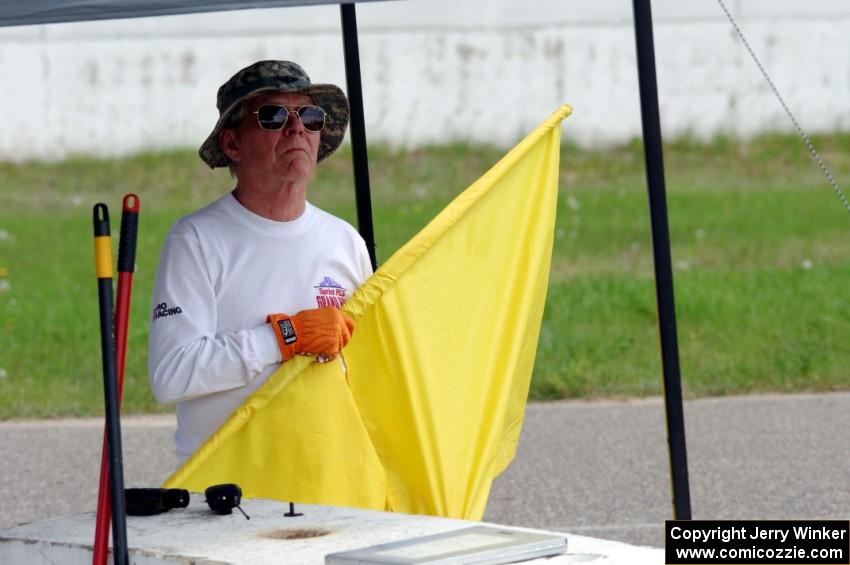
xmin=149 ymin=60 xmax=372 ymax=463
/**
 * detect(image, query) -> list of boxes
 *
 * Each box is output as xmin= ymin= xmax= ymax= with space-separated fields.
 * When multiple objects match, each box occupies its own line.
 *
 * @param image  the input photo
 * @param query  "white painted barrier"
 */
xmin=0 ymin=0 xmax=848 ymax=161
xmin=0 ymin=496 xmax=663 ymax=564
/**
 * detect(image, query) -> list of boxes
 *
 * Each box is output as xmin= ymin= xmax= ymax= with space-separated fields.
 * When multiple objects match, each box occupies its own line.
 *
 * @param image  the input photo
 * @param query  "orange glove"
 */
xmin=267 ymin=307 xmax=355 ymax=362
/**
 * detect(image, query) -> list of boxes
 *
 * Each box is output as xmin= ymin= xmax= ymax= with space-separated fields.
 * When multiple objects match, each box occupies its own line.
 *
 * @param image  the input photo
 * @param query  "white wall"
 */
xmin=0 ymin=0 xmax=848 ymax=161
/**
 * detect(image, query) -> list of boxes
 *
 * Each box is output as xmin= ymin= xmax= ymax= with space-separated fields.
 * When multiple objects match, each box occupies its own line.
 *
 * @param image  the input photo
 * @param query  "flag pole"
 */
xmin=631 ymin=0 xmax=692 ymax=520
xmin=92 ymin=195 xmax=139 ymax=564
xmin=340 ymin=1 xmax=377 ymax=270
xmin=93 ymin=204 xmax=130 ymax=565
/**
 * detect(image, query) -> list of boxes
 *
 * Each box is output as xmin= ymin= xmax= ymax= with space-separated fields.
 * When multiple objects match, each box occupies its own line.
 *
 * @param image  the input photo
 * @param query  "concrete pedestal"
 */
xmin=0 ymin=496 xmax=662 ymax=564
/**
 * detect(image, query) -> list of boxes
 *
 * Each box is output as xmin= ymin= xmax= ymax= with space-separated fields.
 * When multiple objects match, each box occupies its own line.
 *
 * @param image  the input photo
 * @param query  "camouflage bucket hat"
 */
xmin=199 ymin=60 xmax=349 ymax=169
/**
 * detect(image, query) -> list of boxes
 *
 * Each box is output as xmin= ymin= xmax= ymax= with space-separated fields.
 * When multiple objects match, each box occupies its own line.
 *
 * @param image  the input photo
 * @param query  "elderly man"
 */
xmin=149 ymin=61 xmax=372 ymax=463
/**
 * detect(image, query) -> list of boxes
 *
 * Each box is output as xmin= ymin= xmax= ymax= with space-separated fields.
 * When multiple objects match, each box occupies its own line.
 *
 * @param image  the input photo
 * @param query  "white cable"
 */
xmin=715 ymin=0 xmax=850 ymax=216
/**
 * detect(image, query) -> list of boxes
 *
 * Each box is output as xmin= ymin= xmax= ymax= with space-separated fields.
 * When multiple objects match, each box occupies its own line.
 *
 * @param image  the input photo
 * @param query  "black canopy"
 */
xmin=0 ymin=0 xmax=392 ymax=27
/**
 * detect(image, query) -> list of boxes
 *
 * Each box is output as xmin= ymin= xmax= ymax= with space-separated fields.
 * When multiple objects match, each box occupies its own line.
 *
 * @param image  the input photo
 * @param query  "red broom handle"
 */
xmin=93 ymin=194 xmax=140 ymax=565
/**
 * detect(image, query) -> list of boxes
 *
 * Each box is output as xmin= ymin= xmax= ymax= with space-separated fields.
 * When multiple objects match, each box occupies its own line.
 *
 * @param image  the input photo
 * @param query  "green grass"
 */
xmin=1 ymin=132 xmax=850 ymax=417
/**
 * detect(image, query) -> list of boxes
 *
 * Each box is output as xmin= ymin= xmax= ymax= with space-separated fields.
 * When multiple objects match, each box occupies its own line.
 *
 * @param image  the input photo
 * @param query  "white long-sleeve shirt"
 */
xmin=148 ymin=193 xmax=372 ymax=462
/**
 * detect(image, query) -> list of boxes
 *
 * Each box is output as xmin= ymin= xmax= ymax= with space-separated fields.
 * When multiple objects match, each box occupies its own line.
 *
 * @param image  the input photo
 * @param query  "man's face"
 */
xmin=224 ymin=91 xmax=321 ymax=184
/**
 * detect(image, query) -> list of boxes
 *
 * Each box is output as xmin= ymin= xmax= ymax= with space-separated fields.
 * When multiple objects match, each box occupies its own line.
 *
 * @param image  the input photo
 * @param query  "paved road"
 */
xmin=1 ymin=392 xmax=848 ymax=548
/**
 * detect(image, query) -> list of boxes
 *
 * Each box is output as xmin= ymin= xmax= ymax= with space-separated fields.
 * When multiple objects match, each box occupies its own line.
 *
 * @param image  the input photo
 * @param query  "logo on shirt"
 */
xmin=314 ymin=276 xmax=347 ymax=308
xmin=153 ymin=302 xmax=183 ymax=320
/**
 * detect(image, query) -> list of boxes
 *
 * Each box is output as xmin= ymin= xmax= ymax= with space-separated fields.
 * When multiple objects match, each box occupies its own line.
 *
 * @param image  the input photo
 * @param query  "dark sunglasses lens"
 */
xmin=298 ymin=106 xmax=326 ymax=132
xmin=256 ymin=105 xmax=288 ymax=130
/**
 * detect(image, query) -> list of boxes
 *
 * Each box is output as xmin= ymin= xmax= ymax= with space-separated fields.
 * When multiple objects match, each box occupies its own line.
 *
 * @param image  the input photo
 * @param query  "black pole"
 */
xmin=631 ymin=0 xmax=692 ymax=520
xmin=340 ymin=2 xmax=377 ymax=270
xmin=93 ymin=204 xmax=130 ymax=564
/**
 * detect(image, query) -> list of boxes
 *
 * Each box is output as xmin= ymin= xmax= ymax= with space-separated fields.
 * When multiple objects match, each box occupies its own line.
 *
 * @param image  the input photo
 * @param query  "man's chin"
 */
xmin=280 ymin=152 xmax=315 ymax=167
xmin=276 ymin=161 xmax=315 ymax=180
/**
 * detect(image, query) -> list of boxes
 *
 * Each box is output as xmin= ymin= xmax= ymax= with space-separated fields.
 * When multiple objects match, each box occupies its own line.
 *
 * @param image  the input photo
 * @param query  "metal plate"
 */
xmin=325 ymin=525 xmax=568 ymax=565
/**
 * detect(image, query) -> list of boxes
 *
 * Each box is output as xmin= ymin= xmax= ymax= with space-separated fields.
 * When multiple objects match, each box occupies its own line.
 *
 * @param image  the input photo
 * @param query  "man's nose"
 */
xmin=282 ymin=113 xmax=305 ymax=135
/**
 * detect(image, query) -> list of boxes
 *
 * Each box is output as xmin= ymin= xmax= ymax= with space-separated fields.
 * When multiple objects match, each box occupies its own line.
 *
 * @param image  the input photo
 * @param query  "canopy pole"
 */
xmin=340 ymin=2 xmax=377 ymax=270
xmin=631 ymin=0 xmax=692 ymax=520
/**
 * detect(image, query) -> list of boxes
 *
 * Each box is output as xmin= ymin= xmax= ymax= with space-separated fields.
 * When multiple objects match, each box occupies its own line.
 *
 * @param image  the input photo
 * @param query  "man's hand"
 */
xmin=268 ymin=307 xmax=355 ymax=362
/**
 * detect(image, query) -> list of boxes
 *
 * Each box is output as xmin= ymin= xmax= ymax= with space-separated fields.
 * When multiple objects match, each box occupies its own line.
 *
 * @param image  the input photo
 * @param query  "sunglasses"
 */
xmin=251 ymin=104 xmax=327 ymax=132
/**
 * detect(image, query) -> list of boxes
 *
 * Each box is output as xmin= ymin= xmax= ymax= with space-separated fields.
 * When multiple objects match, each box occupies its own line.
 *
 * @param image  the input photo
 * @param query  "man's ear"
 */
xmin=219 ymin=128 xmax=241 ymax=164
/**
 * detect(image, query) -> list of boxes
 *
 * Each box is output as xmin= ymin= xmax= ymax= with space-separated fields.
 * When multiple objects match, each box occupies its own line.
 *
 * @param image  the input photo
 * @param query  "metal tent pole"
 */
xmin=631 ymin=0 xmax=692 ymax=520
xmin=340 ymin=2 xmax=377 ymax=270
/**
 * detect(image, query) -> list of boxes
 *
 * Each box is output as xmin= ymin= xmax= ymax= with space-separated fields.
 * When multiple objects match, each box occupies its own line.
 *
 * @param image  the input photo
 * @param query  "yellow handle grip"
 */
xmin=94 ymin=236 xmax=113 ymax=279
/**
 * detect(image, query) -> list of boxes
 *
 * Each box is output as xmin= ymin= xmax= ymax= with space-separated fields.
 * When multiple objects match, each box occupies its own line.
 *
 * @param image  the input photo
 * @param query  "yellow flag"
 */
xmin=164 ymin=105 xmax=572 ymax=519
